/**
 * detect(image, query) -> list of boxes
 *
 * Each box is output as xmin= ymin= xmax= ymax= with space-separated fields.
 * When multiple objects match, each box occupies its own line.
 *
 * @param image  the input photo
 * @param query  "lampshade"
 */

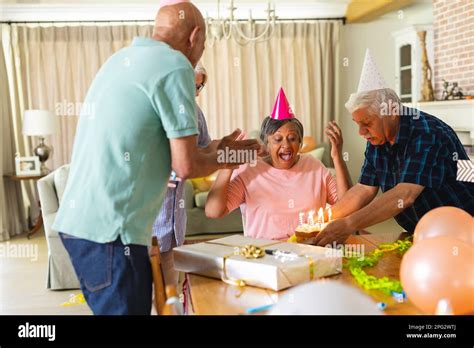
xmin=22 ymin=110 xmax=59 ymax=136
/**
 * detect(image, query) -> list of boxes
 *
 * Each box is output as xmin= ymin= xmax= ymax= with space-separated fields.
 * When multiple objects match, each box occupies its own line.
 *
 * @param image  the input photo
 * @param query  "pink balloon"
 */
xmin=414 ymin=206 xmax=473 ymax=245
xmin=400 ymin=236 xmax=474 ymax=314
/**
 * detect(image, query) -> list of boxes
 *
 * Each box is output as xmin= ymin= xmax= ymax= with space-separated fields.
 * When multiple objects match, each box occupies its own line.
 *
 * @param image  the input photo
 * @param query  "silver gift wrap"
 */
xmin=173 ymin=235 xmax=342 ymax=291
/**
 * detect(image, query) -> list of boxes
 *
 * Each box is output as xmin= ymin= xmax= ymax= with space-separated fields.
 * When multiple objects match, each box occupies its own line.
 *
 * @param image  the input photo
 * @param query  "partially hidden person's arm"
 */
xmin=205 ymin=169 xmax=234 ymax=218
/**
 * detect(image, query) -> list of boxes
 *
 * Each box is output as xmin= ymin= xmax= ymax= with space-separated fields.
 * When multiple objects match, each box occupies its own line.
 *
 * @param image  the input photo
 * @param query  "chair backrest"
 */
xmin=52 ymin=164 xmax=70 ymax=204
xmin=37 ymin=164 xmax=71 ymax=239
xmin=37 ymin=165 xmax=68 ymax=213
xmin=162 ymin=285 xmax=181 ymax=315
xmin=150 ymin=236 xmax=182 ymax=315
xmin=150 ymin=236 xmax=166 ymax=314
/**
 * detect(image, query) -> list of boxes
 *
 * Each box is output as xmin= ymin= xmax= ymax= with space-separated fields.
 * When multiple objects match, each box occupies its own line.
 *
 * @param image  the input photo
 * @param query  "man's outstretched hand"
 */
xmin=216 ymin=129 xmax=265 ymax=168
xmin=304 ymin=218 xmax=355 ymax=247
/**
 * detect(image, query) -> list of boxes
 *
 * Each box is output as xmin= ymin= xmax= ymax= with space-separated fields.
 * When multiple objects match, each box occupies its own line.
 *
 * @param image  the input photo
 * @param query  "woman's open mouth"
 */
xmin=278 ymin=150 xmax=293 ymax=162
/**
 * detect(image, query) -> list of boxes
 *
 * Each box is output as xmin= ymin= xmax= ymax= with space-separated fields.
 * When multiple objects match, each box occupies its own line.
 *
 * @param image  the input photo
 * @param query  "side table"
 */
xmin=3 ymin=172 xmax=47 ymax=239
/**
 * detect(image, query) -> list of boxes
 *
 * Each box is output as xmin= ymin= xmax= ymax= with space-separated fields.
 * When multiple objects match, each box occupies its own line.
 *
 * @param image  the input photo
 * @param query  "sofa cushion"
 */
xmin=190 ymin=177 xmax=213 ymax=192
xmin=53 ymin=165 xmax=70 ymax=204
xmin=306 ymin=147 xmax=325 ymax=161
xmin=194 ymin=191 xmax=209 ymax=209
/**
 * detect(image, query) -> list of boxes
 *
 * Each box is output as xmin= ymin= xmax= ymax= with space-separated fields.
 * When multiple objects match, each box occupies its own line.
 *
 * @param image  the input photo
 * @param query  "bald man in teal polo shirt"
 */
xmin=53 ymin=2 xmax=259 ymax=315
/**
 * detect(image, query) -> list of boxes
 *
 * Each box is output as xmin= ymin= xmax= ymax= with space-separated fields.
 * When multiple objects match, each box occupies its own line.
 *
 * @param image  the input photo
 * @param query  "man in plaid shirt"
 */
xmin=314 ymin=88 xmax=473 ymax=246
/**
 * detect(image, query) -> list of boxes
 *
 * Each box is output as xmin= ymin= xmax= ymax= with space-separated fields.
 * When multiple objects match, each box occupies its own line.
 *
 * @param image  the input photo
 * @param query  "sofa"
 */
xmin=37 ymin=164 xmax=80 ymax=290
xmin=184 ymin=180 xmax=244 ymax=236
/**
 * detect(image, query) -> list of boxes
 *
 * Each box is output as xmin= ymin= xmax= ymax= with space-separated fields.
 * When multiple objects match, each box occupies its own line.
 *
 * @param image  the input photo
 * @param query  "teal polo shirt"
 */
xmin=53 ymin=37 xmax=198 ymax=246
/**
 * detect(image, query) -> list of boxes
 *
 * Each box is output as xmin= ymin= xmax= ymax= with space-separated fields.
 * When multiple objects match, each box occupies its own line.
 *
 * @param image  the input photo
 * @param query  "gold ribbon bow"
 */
xmin=235 ymin=244 xmax=266 ymax=259
xmin=222 ymin=244 xmax=266 ymax=287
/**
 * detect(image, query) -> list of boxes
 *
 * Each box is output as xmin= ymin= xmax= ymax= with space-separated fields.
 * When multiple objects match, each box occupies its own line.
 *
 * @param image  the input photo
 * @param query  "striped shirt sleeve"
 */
xmin=226 ymin=171 xmax=246 ymax=213
xmin=325 ymin=170 xmax=338 ymax=205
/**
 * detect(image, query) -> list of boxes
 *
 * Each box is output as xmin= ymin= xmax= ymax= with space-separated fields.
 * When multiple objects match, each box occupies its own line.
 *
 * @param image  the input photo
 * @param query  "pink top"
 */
xmin=226 ymin=154 xmax=338 ymax=240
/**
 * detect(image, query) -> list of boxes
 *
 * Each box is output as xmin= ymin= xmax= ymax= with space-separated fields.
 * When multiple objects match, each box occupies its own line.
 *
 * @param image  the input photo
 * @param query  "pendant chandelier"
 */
xmin=205 ymin=0 xmax=277 ymax=46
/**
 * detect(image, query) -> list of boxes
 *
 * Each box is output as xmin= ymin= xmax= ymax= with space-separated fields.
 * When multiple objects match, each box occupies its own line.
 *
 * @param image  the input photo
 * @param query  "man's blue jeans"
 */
xmin=59 ymin=232 xmax=152 ymax=315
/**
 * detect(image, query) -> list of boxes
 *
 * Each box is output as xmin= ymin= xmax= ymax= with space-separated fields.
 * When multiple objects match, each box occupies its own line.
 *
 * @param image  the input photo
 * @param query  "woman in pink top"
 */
xmin=206 ymin=88 xmax=352 ymax=240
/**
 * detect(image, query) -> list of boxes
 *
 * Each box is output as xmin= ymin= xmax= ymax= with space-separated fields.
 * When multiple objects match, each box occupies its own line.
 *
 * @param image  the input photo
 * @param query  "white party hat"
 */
xmin=357 ymin=49 xmax=389 ymax=93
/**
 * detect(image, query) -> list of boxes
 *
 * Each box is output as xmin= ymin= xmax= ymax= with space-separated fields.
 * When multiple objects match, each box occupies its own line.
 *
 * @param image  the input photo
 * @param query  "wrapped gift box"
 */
xmin=174 ymin=235 xmax=342 ymax=291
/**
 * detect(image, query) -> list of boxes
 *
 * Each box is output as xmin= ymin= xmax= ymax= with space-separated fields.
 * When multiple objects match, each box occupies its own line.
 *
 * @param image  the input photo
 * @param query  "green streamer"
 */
xmin=344 ymin=238 xmax=412 ymax=295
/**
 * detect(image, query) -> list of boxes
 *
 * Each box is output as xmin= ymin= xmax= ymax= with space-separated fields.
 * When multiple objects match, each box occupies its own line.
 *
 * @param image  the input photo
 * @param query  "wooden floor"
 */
xmin=0 ymin=229 xmax=91 ymax=315
xmin=0 ymin=218 xmax=402 ymax=315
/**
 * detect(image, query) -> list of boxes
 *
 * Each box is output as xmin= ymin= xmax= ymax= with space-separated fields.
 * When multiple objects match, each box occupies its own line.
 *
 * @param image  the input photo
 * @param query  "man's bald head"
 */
xmin=153 ymin=2 xmax=206 ymax=67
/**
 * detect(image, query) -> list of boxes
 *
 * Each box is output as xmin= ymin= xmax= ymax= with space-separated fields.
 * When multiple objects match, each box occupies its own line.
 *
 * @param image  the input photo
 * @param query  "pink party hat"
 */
xmin=270 ymin=88 xmax=295 ymax=120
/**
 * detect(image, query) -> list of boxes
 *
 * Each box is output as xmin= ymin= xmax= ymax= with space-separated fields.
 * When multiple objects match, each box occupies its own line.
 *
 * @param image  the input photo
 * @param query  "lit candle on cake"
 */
xmin=317 ymin=207 xmax=324 ymax=228
xmin=307 ymin=210 xmax=315 ymax=226
xmin=294 ymin=207 xmax=330 ymax=242
xmin=298 ymin=212 xmax=305 ymax=227
xmin=327 ymin=207 xmax=332 ymax=222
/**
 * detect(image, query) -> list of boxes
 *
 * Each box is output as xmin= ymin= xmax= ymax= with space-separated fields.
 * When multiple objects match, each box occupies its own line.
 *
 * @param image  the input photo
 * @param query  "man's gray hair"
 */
xmin=195 ymin=61 xmax=207 ymax=84
xmin=345 ymin=88 xmax=401 ymax=116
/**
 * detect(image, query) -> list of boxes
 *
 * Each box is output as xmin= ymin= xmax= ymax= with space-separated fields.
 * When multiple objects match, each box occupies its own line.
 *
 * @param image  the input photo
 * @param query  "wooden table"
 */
xmin=3 ymin=173 xmax=46 ymax=239
xmin=185 ymin=232 xmax=422 ymax=315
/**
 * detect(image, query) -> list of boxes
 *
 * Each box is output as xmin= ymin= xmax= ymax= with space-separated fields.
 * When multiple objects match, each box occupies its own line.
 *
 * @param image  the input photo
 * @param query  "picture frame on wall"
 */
xmin=15 ymin=156 xmax=41 ymax=176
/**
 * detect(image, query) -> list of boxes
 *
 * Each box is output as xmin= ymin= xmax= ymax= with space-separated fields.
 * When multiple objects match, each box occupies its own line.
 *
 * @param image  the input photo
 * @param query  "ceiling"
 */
xmin=0 ymin=0 xmax=432 ymax=23
xmin=0 ymin=0 xmax=351 ymax=22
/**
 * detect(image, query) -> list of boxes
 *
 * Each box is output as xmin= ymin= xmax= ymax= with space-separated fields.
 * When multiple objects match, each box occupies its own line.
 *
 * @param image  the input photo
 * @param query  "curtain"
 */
xmin=198 ymin=20 xmax=341 ymax=153
xmin=1 ymin=24 xmax=27 ymax=241
xmin=9 ymin=22 xmax=154 ymax=169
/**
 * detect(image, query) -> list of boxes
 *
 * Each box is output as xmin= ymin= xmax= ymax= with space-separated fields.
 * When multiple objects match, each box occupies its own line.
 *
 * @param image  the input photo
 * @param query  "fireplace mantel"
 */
xmin=408 ymin=99 xmax=474 ymax=144
xmin=407 ymin=99 xmax=474 ymax=160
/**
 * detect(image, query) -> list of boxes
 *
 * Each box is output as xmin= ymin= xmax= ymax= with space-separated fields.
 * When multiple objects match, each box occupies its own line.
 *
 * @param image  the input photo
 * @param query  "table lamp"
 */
xmin=22 ymin=109 xmax=59 ymax=174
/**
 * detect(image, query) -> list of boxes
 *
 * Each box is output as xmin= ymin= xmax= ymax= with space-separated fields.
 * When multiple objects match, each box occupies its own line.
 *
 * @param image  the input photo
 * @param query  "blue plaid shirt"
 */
xmin=359 ymin=106 xmax=473 ymax=233
xmin=152 ymin=105 xmax=212 ymax=252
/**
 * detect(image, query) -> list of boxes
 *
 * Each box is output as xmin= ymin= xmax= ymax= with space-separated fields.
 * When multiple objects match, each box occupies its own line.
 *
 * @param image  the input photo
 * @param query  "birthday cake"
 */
xmin=293 ymin=208 xmax=331 ymax=242
xmin=295 ymin=223 xmax=326 ymax=238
